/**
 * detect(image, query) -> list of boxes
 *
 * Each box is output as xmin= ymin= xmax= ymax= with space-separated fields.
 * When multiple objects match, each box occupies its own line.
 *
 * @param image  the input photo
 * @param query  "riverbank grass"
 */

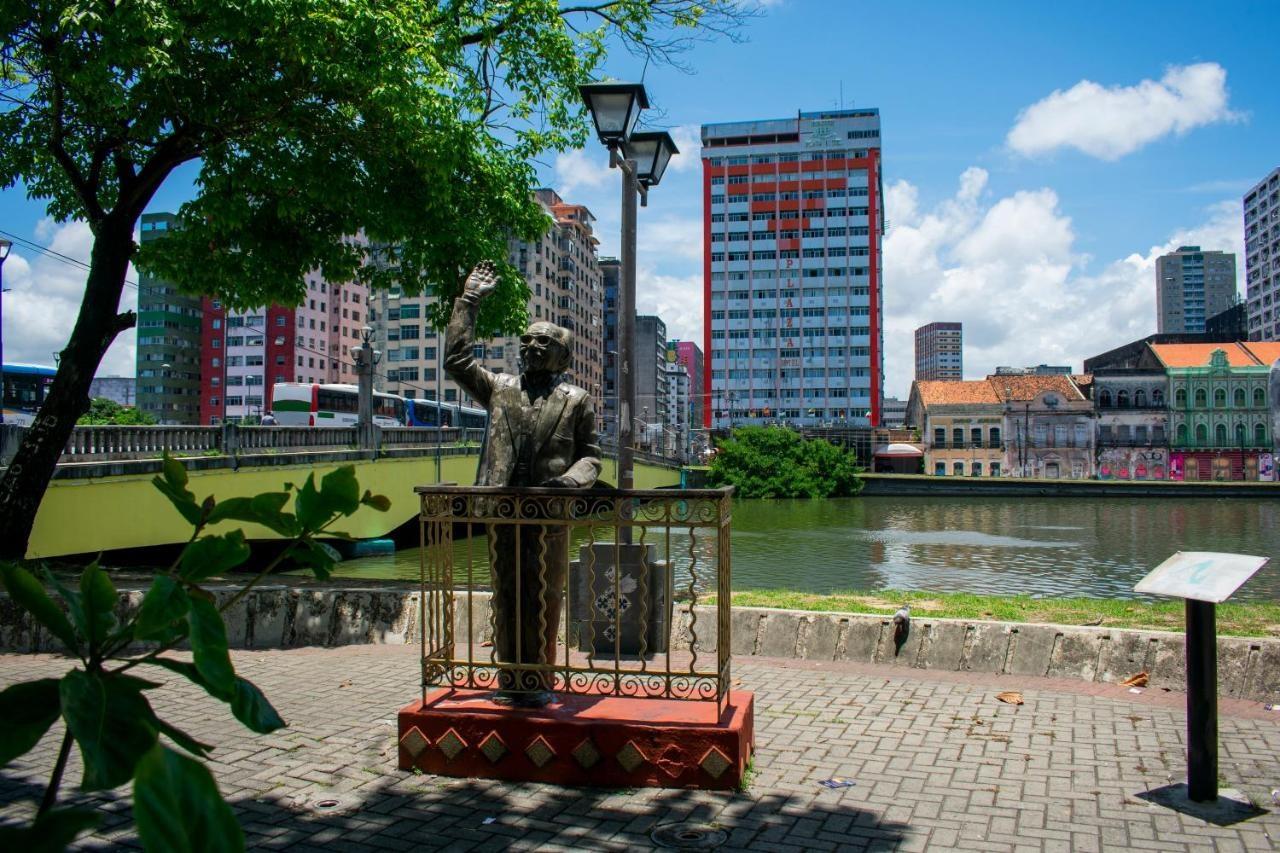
xmin=714 ymin=590 xmax=1280 ymax=638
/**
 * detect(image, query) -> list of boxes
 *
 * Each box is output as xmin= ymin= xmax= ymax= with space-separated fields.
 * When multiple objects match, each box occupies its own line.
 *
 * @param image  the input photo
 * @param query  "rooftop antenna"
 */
xmin=839 ymin=80 xmax=844 ymax=110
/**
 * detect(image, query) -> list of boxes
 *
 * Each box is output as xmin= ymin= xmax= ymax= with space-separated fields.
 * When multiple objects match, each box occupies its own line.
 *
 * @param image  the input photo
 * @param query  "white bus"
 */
xmin=270 ymin=383 xmax=405 ymax=427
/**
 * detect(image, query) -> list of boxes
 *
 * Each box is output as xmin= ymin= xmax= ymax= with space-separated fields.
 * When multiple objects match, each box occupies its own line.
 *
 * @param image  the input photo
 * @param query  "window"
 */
xmin=211 ymin=319 xmax=222 ymax=330
xmin=1176 ymin=423 xmax=1188 ymax=444
xmin=971 ymin=462 xmax=982 ymax=477
xmin=934 ymin=427 xmax=945 ymax=447
xmin=1234 ymin=388 xmax=1246 ymax=407
xmin=1213 ymin=388 xmax=1226 ymax=408
xmin=1134 ymin=389 xmax=1146 ymax=407
xmin=1175 ymin=388 xmax=1186 ymax=407
xmin=989 ymin=427 xmax=1000 ymax=446
xmin=952 ymin=461 xmax=964 ymax=476
xmin=1235 ymin=423 xmax=1246 ymax=445
xmin=1254 ymin=387 xmax=1266 ymax=408
xmin=1215 ymin=423 xmax=1228 ymax=445
xmin=1116 ymin=390 xmax=1129 ymax=407
xmin=970 ymin=427 xmax=982 ymax=445
xmin=952 ymin=427 xmax=964 ymax=446
xmin=1195 ymin=423 xmax=1208 ymax=443
xmin=934 ymin=462 xmax=945 ymax=476
xmin=1194 ymin=388 xmax=1206 ymax=407
xmin=990 ymin=462 xmax=1001 ymax=477
xmin=1256 ymin=423 xmax=1268 ymax=445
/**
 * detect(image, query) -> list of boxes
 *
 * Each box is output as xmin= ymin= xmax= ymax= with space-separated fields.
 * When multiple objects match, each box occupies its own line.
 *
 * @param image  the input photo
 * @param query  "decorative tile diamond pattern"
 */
xmin=399 ymin=727 xmax=429 ymax=759
xmin=525 ymin=735 xmax=556 ymax=768
xmin=571 ymin=738 xmax=601 ymax=769
xmin=699 ymin=746 xmax=732 ymax=779
xmin=479 ymin=731 xmax=507 ymax=764
xmin=436 ymin=728 xmax=467 ymax=762
xmin=616 ymin=740 xmax=646 ymax=773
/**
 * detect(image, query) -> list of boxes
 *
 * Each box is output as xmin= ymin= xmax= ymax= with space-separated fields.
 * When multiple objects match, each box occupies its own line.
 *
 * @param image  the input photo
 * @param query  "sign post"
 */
xmin=1134 ymin=551 xmax=1270 ymax=803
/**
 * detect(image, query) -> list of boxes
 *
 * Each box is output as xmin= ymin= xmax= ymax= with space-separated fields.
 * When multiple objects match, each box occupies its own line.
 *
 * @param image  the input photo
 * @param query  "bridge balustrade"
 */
xmin=62 ymin=425 xmax=222 ymax=461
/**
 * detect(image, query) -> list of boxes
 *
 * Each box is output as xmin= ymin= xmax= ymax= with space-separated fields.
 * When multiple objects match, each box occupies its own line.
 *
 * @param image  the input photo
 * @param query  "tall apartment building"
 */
xmin=673 ymin=340 xmax=704 ymax=420
xmin=198 ymin=270 xmax=370 ymax=424
xmin=600 ymin=258 xmax=619 ymax=440
xmin=136 ymin=213 xmax=202 ymax=424
xmin=914 ymin=322 xmax=962 ymax=381
xmin=374 ymin=189 xmax=604 ymax=408
xmin=635 ymin=315 xmax=669 ymax=450
xmin=664 ymin=346 xmax=690 ymax=460
xmin=1244 ymin=167 xmax=1280 ymax=340
xmin=1155 ymin=245 xmax=1237 ymax=334
xmin=702 ymin=108 xmax=884 ymax=429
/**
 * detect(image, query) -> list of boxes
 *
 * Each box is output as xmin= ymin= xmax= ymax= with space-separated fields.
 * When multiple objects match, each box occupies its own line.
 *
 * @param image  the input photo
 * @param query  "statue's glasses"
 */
xmin=520 ymin=334 xmax=555 ymax=346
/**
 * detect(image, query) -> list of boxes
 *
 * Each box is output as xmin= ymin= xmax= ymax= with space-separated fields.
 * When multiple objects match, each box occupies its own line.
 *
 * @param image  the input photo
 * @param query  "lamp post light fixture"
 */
xmin=578 ymin=80 xmax=677 ymax=506
xmin=0 ymin=238 xmax=11 ymax=425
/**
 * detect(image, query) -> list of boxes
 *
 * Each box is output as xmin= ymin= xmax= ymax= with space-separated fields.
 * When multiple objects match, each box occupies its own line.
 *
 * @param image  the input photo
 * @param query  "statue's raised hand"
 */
xmin=464 ymin=260 xmax=500 ymax=301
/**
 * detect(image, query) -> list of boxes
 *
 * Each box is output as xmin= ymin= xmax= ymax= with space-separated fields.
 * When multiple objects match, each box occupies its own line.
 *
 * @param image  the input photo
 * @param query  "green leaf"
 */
xmin=41 ymin=569 xmax=85 ymax=641
xmin=153 ymin=476 xmax=203 ymax=526
xmin=206 ymin=493 xmax=293 ymax=536
xmin=0 ymin=564 xmax=78 ymax=651
xmin=60 ymin=671 xmax=159 ymax=790
xmin=360 ymin=490 xmax=392 ymax=512
xmin=292 ymin=474 xmax=328 ymax=532
xmin=133 ymin=744 xmax=244 ymax=853
xmin=230 ymin=678 xmax=287 ymax=734
xmin=204 ymin=496 xmax=255 ymax=525
xmin=79 ymin=562 xmax=118 ymax=653
xmin=289 ymin=540 xmax=335 ymax=580
xmin=179 ymin=531 xmax=251 ymax=582
xmin=145 ymin=659 xmax=284 ymax=734
xmin=188 ymin=599 xmax=235 ymax=700
xmin=154 ymin=716 xmax=214 ymax=759
xmin=135 ymin=577 xmax=192 ymax=641
xmin=0 ymin=679 xmax=62 ymax=766
xmin=0 ymin=807 xmax=99 ymax=852
xmin=162 ymin=453 xmax=190 ymax=490
xmin=320 ymin=466 xmax=361 ymax=515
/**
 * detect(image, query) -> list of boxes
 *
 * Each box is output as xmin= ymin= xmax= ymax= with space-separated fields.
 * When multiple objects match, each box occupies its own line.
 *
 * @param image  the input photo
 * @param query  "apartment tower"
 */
xmin=701 ymin=108 xmax=884 ymax=429
xmin=1244 ymin=167 xmax=1280 ymax=340
xmin=1155 ymin=245 xmax=1237 ymax=334
xmin=135 ymin=213 xmax=202 ymax=424
xmin=914 ymin=322 xmax=963 ymax=381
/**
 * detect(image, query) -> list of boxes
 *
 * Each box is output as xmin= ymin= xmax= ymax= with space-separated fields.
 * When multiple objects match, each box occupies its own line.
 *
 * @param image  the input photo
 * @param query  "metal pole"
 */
xmin=435 ymin=335 xmax=443 ymax=482
xmin=619 ymin=150 xmax=637 ymax=498
xmin=1185 ymin=598 xmax=1218 ymax=802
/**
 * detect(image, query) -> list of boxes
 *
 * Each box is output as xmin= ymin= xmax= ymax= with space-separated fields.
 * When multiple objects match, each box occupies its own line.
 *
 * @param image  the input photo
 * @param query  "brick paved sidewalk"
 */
xmin=1 ymin=646 xmax=1278 ymax=851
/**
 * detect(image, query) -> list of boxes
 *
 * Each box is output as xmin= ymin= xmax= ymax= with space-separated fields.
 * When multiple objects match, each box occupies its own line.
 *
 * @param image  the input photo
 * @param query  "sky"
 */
xmin=2 ymin=0 xmax=1278 ymax=399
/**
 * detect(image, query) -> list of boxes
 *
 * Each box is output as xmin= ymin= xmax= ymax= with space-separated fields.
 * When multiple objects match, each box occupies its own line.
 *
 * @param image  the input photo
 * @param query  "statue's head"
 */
xmin=520 ymin=321 xmax=572 ymax=376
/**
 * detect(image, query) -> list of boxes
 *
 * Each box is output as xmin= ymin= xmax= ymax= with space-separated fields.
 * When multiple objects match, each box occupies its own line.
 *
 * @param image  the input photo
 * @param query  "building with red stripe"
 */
xmin=700 ymin=109 xmax=884 ymax=430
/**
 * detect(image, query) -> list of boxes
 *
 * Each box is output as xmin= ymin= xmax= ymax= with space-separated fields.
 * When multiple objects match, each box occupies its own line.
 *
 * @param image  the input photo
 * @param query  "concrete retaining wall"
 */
xmin=859 ymin=473 xmax=1280 ymax=498
xmin=2 ymin=587 xmax=1276 ymax=703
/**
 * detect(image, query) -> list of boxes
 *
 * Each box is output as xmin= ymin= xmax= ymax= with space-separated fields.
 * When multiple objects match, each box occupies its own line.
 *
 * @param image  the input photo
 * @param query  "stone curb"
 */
xmin=2 ymin=588 xmax=1276 ymax=703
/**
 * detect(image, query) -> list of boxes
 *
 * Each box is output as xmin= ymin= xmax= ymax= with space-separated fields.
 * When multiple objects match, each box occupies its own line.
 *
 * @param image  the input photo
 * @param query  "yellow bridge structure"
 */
xmin=6 ymin=425 xmax=681 ymax=559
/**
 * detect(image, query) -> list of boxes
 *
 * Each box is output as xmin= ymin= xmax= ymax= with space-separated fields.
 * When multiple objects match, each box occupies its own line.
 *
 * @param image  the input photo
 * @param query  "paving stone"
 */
xmin=2 ymin=645 xmax=1277 ymax=851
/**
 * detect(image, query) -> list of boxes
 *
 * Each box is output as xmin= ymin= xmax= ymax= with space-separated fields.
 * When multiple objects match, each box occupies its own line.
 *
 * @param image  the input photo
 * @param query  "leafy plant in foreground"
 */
xmin=0 ymin=454 xmax=389 ymax=851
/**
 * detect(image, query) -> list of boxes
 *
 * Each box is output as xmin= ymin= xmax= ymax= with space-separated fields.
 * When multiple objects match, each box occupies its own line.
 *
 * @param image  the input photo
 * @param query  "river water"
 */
xmin=327 ymin=496 xmax=1280 ymax=602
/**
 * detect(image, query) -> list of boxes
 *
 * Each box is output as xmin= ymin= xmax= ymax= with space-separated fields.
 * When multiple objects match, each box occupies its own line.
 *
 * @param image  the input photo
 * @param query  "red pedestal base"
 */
xmin=397 ymin=688 xmax=754 ymax=790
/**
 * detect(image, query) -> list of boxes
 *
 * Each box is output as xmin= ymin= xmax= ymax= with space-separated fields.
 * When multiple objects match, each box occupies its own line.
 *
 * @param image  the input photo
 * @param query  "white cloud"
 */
xmin=552 ymin=147 xmax=613 ymax=196
xmin=882 ymin=171 xmax=1243 ymax=399
xmin=665 ymin=124 xmax=701 ymax=174
xmin=1007 ymin=62 xmax=1240 ymax=160
xmin=636 ymin=266 xmax=702 ymax=344
xmin=2 ymin=219 xmax=137 ymax=376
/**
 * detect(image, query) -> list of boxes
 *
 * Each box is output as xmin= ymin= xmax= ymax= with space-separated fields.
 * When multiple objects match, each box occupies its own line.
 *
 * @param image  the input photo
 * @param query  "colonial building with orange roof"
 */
xmin=907 ymin=374 xmax=1095 ymax=478
xmin=1149 ymin=342 xmax=1274 ymax=480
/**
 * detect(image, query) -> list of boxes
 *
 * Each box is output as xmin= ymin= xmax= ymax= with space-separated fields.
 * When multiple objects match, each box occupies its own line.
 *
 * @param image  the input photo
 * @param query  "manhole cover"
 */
xmin=293 ymin=793 xmax=361 ymax=815
xmin=651 ymin=823 xmax=728 ymax=849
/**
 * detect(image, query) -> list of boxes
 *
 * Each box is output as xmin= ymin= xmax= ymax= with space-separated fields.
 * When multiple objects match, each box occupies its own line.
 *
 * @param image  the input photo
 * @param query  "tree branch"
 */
xmin=48 ymin=79 xmax=105 ymax=224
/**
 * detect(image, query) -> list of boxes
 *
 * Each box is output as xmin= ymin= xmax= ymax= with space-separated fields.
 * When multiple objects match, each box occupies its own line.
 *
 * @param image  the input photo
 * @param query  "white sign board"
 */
xmin=1134 ymin=551 xmax=1270 ymax=603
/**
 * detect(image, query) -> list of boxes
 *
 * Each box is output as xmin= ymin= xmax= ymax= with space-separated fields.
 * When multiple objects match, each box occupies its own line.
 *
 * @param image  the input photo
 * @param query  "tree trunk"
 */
xmin=0 ymin=219 xmax=135 ymax=561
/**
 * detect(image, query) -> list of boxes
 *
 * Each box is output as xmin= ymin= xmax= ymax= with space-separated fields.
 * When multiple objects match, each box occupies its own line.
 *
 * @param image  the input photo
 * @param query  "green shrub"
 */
xmin=707 ymin=427 xmax=862 ymax=499
xmin=0 ymin=454 xmax=390 ymax=851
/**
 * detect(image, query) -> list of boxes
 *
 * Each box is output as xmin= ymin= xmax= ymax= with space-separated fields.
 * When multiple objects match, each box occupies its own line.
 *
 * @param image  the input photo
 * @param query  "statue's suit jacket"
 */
xmin=445 ymin=293 xmax=602 ymax=488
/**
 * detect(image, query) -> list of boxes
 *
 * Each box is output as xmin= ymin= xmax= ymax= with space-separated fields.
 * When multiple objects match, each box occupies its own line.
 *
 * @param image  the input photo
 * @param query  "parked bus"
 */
xmin=405 ymin=397 xmax=488 ymax=430
xmin=269 ymin=383 xmax=405 ymax=427
xmin=1 ymin=363 xmax=57 ymax=426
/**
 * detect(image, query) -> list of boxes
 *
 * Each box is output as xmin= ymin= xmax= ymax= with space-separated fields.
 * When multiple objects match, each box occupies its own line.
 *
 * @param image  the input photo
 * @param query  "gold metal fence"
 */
xmin=416 ymin=485 xmax=733 ymax=713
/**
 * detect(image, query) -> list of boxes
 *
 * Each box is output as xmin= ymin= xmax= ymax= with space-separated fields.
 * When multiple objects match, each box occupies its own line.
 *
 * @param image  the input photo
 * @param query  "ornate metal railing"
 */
xmin=416 ymin=485 xmax=733 ymax=713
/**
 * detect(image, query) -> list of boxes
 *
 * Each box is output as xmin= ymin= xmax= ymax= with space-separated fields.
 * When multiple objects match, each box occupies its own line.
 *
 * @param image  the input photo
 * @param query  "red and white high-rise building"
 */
xmin=701 ymin=108 xmax=884 ymax=428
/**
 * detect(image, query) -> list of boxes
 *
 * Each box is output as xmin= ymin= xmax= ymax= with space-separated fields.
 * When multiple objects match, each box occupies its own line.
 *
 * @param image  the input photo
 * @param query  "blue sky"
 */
xmin=3 ymin=0 xmax=1278 ymax=397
